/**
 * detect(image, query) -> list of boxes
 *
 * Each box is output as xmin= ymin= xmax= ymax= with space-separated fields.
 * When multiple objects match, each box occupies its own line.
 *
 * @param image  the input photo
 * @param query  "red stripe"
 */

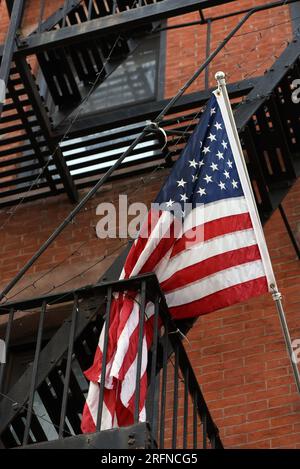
xmin=127 ymin=371 xmax=148 ymax=415
xmin=169 ymin=277 xmax=268 ymax=319
xmin=161 ymin=245 xmax=262 ymax=292
xmin=116 ymin=294 xmax=135 ymax=344
xmin=171 ymin=213 xmax=252 ymax=258
xmin=81 ymin=402 xmax=96 ymax=434
xmin=117 ymin=314 xmax=154 ymax=382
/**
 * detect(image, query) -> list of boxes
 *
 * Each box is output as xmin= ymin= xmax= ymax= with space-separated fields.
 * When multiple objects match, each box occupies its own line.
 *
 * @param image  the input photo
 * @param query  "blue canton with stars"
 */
xmin=155 ymin=94 xmax=244 ymax=213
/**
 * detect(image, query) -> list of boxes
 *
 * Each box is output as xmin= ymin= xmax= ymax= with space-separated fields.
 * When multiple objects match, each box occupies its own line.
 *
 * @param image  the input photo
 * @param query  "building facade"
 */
xmin=0 ymin=0 xmax=300 ymax=449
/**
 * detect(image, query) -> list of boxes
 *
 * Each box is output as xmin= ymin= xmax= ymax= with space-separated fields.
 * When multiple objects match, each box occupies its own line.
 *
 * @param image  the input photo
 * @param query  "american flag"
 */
xmin=81 ymin=91 xmax=275 ymax=432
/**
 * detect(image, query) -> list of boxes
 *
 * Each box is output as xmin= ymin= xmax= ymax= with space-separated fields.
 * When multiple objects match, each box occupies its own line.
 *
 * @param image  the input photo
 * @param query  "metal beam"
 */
xmin=16 ymin=56 xmax=79 ymax=203
xmin=0 ymin=0 xmax=24 ymax=118
xmin=235 ymin=34 xmax=300 ymax=132
xmin=19 ymin=423 xmax=153 ymax=449
xmin=17 ymin=0 xmax=234 ymax=55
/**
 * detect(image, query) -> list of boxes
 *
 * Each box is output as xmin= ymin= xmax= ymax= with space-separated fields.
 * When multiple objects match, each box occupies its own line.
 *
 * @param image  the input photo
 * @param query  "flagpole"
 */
xmin=270 ymin=285 xmax=300 ymax=394
xmin=214 ymin=71 xmax=300 ymax=396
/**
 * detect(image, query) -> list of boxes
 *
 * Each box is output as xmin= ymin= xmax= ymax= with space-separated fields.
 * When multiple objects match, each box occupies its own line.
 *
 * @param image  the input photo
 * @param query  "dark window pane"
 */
xmin=81 ymin=35 xmax=159 ymax=115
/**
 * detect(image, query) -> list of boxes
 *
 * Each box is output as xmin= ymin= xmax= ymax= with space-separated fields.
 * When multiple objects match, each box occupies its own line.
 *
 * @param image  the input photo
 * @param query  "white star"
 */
xmin=197 ymin=187 xmax=206 ymax=197
xmin=166 ymin=199 xmax=175 ymax=208
xmin=199 ymin=160 xmax=205 ymax=167
xmin=180 ymin=193 xmax=188 ymax=202
xmin=223 ymin=170 xmax=230 ymax=179
xmin=218 ymin=181 xmax=226 ymax=190
xmin=210 ymin=107 xmax=216 ymax=115
xmin=227 ymin=160 xmax=233 ymax=169
xmin=192 ymin=174 xmax=199 ymax=182
xmin=202 ymin=146 xmax=210 ymax=155
xmin=208 ymin=133 xmax=216 ymax=142
xmin=222 ymin=140 xmax=228 ymax=149
xmin=216 ymin=151 xmax=224 ymax=160
xmin=189 ymin=159 xmax=198 ymax=168
xmin=177 ymin=178 xmax=187 ymax=188
xmin=210 ymin=162 xmax=219 ymax=172
xmin=214 ymin=122 xmax=222 ymax=131
xmin=200 ymin=141 xmax=203 ymax=148
xmin=204 ymin=174 xmax=213 ymax=184
xmin=232 ymin=179 xmax=239 ymax=189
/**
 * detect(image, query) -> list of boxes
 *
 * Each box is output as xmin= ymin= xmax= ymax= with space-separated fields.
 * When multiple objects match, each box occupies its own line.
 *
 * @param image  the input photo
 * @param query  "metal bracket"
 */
xmin=146 ymin=121 xmax=168 ymax=149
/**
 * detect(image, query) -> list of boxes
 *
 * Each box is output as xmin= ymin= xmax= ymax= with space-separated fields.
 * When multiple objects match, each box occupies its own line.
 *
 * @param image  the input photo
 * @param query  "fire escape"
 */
xmin=0 ymin=0 xmax=300 ymax=449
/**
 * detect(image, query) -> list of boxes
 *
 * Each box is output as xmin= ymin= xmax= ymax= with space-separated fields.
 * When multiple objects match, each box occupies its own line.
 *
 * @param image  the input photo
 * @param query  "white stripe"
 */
xmin=165 ymin=259 xmax=266 ymax=307
xmin=139 ymin=406 xmax=146 ymax=422
xmin=110 ymin=298 xmax=140 ymax=379
xmin=203 ymin=196 xmax=248 ymax=224
xmin=214 ymin=90 xmax=276 ymax=289
xmin=120 ymin=335 xmax=148 ymax=407
xmin=110 ymin=301 xmax=154 ymax=379
xmin=85 ymin=381 xmax=116 ymax=430
xmin=159 ymin=197 xmax=247 ymax=238
xmin=159 ymin=228 xmax=257 ymax=283
xmin=129 ymin=211 xmax=174 ymax=277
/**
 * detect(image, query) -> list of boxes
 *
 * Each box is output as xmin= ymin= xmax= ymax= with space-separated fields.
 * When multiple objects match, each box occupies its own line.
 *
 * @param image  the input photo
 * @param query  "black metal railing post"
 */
xmin=58 ymin=295 xmax=79 ymax=438
xmin=87 ymin=0 xmax=93 ymax=21
xmin=202 ymin=412 xmax=207 ymax=449
xmin=23 ymin=301 xmax=47 ymax=445
xmin=172 ymin=344 xmax=179 ymax=449
xmin=193 ymin=391 xmax=198 ymax=449
xmin=96 ymin=286 xmax=112 ymax=431
xmin=134 ymin=280 xmax=147 ymax=423
xmin=183 ymin=367 xmax=189 ymax=449
xmin=0 ymin=308 xmax=14 ymax=395
xmin=159 ymin=321 xmax=168 ymax=448
xmin=148 ymin=294 xmax=160 ymax=431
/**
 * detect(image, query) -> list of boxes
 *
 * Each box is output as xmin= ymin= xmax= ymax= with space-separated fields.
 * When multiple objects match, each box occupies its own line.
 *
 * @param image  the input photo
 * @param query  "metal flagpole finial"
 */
xmin=215 ymin=71 xmax=226 ymax=94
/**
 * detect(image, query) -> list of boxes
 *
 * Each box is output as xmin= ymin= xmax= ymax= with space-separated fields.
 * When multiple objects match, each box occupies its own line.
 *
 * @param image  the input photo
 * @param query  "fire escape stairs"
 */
xmin=31 ymin=1 xmax=159 ymax=114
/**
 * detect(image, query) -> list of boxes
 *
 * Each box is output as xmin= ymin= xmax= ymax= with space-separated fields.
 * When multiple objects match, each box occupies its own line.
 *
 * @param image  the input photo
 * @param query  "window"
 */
xmin=80 ymin=32 xmax=165 ymax=115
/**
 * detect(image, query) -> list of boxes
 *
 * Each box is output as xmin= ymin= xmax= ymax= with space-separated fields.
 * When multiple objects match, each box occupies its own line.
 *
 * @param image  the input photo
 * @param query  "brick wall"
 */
xmin=165 ymin=0 xmax=292 ymax=97
xmin=0 ymin=0 xmax=300 ymax=449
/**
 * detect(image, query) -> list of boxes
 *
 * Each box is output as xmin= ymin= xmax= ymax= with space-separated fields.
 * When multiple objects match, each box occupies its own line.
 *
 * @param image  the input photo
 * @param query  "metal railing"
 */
xmin=0 ymin=273 xmax=223 ymax=449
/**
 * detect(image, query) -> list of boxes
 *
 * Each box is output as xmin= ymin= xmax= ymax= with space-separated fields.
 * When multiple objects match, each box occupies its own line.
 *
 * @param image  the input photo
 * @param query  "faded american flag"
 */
xmin=81 ymin=91 xmax=274 ymax=432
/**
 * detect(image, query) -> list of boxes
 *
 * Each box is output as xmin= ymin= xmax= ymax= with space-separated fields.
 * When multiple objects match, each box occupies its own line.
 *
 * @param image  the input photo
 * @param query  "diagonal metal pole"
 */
xmin=0 ymin=0 xmax=297 ymax=302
